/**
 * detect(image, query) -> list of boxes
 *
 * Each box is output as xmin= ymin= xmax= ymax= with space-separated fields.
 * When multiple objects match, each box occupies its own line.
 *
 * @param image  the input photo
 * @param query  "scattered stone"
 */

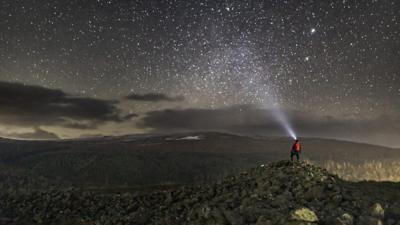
xmin=290 ymin=207 xmax=319 ymax=222
xmin=386 ymin=206 xmax=400 ymax=221
xmin=370 ymin=203 xmax=385 ymax=219
xmin=336 ymin=213 xmax=354 ymax=225
xmin=256 ymin=215 xmax=273 ymax=225
xmin=304 ymin=185 xmax=325 ymax=201
xmin=222 ymin=210 xmax=244 ymax=225
xmin=0 ymin=160 xmax=398 ymax=225
xmin=200 ymin=205 xmax=212 ymax=219
xmin=357 ymin=216 xmax=383 ymax=225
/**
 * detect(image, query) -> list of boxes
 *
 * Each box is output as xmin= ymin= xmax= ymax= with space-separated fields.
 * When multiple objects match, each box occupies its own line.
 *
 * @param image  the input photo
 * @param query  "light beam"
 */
xmin=270 ymin=106 xmax=297 ymax=140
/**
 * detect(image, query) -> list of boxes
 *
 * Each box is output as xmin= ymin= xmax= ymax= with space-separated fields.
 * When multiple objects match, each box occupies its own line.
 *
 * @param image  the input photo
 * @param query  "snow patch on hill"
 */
xmin=166 ymin=135 xmax=203 ymax=141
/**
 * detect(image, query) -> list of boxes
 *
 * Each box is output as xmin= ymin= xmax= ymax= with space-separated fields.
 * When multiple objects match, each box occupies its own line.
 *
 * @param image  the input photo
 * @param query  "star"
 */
xmin=0 ymin=0 xmax=398 ymax=146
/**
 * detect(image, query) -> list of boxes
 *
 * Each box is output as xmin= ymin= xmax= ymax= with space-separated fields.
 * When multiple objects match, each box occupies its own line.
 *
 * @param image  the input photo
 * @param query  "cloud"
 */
xmin=0 ymin=81 xmax=129 ymax=129
xmin=138 ymin=104 xmax=400 ymax=146
xmin=126 ymin=93 xmax=184 ymax=102
xmin=5 ymin=127 xmax=60 ymax=140
xmin=137 ymin=105 xmax=265 ymax=131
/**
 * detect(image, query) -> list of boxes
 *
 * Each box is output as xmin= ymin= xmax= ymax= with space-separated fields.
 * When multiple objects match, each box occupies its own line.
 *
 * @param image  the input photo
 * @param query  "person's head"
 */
xmin=295 ymin=139 xmax=299 ymax=143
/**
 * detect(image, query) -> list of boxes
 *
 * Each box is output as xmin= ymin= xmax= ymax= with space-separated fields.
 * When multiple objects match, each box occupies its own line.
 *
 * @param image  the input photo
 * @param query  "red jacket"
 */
xmin=292 ymin=142 xmax=301 ymax=152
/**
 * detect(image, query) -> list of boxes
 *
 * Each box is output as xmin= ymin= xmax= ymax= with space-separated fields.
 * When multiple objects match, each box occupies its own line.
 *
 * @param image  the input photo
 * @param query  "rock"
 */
xmin=256 ymin=215 xmax=273 ymax=225
xmin=290 ymin=207 xmax=319 ymax=223
xmin=269 ymin=185 xmax=281 ymax=194
xmin=223 ymin=210 xmax=244 ymax=225
xmin=386 ymin=219 xmax=396 ymax=225
xmin=357 ymin=216 xmax=383 ymax=225
xmin=200 ymin=205 xmax=212 ymax=219
xmin=209 ymin=208 xmax=229 ymax=225
xmin=370 ymin=203 xmax=384 ymax=219
xmin=165 ymin=192 xmax=174 ymax=205
xmin=304 ymin=185 xmax=325 ymax=201
xmin=271 ymin=194 xmax=289 ymax=208
xmin=336 ymin=213 xmax=354 ymax=225
xmin=386 ymin=206 xmax=400 ymax=220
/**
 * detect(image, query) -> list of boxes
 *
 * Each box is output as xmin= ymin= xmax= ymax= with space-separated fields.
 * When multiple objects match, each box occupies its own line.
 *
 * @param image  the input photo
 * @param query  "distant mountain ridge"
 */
xmin=0 ymin=132 xmax=398 ymax=187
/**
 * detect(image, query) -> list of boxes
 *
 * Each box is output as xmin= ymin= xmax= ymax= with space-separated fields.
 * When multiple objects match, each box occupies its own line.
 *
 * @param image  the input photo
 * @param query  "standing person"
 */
xmin=290 ymin=139 xmax=301 ymax=161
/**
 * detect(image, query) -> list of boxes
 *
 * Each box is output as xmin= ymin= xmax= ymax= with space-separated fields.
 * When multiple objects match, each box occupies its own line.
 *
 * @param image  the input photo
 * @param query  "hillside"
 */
xmin=0 ymin=132 xmax=399 ymax=188
xmin=1 ymin=161 xmax=400 ymax=225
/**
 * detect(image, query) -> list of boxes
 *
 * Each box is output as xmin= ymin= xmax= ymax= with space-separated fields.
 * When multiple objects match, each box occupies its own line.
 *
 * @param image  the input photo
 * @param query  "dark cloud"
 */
xmin=0 ymin=81 xmax=128 ymax=129
xmin=6 ymin=128 xmax=60 ymax=140
xmin=126 ymin=93 xmax=184 ymax=102
xmin=137 ymin=105 xmax=264 ymax=131
xmin=138 ymin=105 xmax=400 ymax=147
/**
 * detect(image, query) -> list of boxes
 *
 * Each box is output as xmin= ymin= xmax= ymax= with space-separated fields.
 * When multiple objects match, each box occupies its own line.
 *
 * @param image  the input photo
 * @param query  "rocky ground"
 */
xmin=1 ymin=161 xmax=400 ymax=225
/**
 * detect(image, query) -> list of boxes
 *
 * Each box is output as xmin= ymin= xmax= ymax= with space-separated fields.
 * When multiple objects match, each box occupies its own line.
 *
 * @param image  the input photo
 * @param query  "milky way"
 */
xmin=0 ymin=0 xmax=399 ymax=146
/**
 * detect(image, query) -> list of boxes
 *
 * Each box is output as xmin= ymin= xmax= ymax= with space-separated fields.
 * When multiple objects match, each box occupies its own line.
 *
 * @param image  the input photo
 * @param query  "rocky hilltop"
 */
xmin=1 ymin=161 xmax=400 ymax=225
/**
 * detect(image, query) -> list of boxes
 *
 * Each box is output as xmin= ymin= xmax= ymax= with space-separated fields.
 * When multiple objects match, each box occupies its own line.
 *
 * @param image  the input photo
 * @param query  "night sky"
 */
xmin=0 ymin=0 xmax=399 ymax=147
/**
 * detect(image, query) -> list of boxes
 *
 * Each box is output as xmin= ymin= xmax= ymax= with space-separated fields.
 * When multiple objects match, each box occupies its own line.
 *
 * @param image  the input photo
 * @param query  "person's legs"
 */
xmin=290 ymin=151 xmax=294 ymax=161
xmin=296 ymin=152 xmax=300 ymax=161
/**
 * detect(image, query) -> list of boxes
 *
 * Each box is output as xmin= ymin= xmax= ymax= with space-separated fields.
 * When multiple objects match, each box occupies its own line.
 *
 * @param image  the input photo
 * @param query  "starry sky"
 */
xmin=0 ymin=0 xmax=399 ymax=147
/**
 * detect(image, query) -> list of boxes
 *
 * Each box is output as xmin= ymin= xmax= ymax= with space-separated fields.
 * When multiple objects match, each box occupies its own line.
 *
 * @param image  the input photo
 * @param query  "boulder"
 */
xmin=370 ymin=203 xmax=385 ymax=219
xmin=336 ymin=213 xmax=354 ymax=225
xmin=290 ymin=207 xmax=319 ymax=223
xmin=357 ymin=216 xmax=383 ymax=225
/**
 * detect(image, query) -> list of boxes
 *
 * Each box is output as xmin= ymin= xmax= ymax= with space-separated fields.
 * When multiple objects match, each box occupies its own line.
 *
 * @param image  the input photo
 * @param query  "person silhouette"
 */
xmin=290 ymin=139 xmax=301 ymax=161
